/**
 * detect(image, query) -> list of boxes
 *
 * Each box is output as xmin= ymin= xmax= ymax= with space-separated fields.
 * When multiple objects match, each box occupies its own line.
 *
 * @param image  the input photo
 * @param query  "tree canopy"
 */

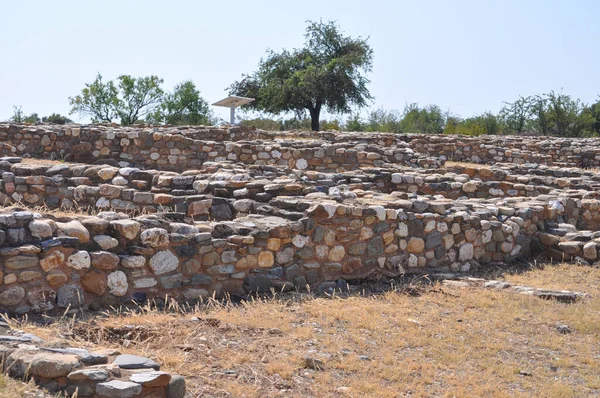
xmin=69 ymin=73 xmax=164 ymax=125
xmin=229 ymin=20 xmax=373 ymax=131
xmin=150 ymin=80 xmax=212 ymax=125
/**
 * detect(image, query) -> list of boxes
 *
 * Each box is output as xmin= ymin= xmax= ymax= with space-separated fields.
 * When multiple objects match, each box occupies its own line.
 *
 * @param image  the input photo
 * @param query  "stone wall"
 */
xmin=0 ymin=125 xmax=600 ymax=318
xmin=4 ymin=123 xmax=600 ymax=170
xmin=0 ymin=190 xmax=596 ymax=316
xmin=0 ymin=324 xmax=186 ymax=397
xmin=0 ymin=124 xmax=440 ymax=172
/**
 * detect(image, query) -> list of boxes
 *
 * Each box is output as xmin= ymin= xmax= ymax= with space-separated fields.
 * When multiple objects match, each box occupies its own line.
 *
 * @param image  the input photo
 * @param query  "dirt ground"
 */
xmin=11 ymin=262 xmax=600 ymax=397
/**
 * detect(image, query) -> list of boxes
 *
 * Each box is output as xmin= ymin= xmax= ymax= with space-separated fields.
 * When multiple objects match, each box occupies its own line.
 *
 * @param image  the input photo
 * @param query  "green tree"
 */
xmin=9 ymin=105 xmax=24 ymax=123
xmin=69 ymin=73 xmax=164 ymax=126
xmin=398 ymin=103 xmax=446 ymax=134
xmin=582 ymin=97 xmax=600 ymax=136
xmin=42 ymin=113 xmax=73 ymax=124
xmin=240 ymin=117 xmax=283 ymax=130
xmin=529 ymin=95 xmax=551 ymax=135
xmin=365 ymin=108 xmax=402 ymax=133
xmin=9 ymin=106 xmax=40 ymax=123
xmin=446 ymin=112 xmax=502 ymax=136
xmin=344 ymin=112 xmax=366 ymax=131
xmin=229 ymin=20 xmax=373 ymax=131
xmin=545 ymin=90 xmax=590 ymax=137
xmin=151 ymin=80 xmax=212 ymax=125
xmin=499 ymin=95 xmax=532 ymax=135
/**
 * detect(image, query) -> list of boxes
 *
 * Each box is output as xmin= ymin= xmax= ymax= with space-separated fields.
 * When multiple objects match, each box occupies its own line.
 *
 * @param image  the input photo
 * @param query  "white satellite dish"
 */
xmin=212 ymin=96 xmax=255 ymax=125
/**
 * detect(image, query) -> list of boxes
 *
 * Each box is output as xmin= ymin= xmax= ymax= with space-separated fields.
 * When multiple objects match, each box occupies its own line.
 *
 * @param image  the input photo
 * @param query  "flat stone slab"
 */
xmin=112 ymin=354 xmax=160 ymax=370
xmin=96 ymin=380 xmax=143 ymax=398
xmin=129 ymin=370 xmax=171 ymax=387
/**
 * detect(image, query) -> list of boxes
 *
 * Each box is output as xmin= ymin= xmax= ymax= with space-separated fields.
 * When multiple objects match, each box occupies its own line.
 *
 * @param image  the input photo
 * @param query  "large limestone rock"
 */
xmin=93 ymin=234 xmax=119 ymax=250
xmin=29 ymin=353 xmax=81 ymax=378
xmin=107 ymin=271 xmax=128 ymax=296
xmin=29 ymin=220 xmax=53 ymax=238
xmin=140 ymin=228 xmax=170 ymax=248
xmin=407 ymin=237 xmax=425 ymax=254
xmin=149 ymin=250 xmax=179 ymax=275
xmin=56 ymin=220 xmax=90 ymax=243
xmin=40 ymin=250 xmax=65 ymax=272
xmin=67 ymin=250 xmax=91 ymax=270
xmin=91 ymin=251 xmax=120 ymax=270
xmin=81 ymin=270 xmax=107 ymax=296
xmin=96 ymin=380 xmax=142 ymax=398
xmin=459 ymin=243 xmax=474 ymax=261
xmin=0 ymin=285 xmax=25 ymax=306
xmin=110 ymin=219 xmax=141 ymax=240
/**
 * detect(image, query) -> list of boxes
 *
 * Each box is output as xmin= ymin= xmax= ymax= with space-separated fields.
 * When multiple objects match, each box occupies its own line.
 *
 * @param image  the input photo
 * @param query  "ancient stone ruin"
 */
xmin=0 ymin=122 xmax=600 ymax=396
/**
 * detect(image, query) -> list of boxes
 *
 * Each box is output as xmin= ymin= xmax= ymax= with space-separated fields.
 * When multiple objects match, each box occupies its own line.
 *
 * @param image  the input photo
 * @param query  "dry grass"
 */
xmin=445 ymin=160 xmax=491 ymax=169
xmin=14 ymin=263 xmax=600 ymax=397
xmin=0 ymin=373 xmax=51 ymax=397
xmin=20 ymin=158 xmax=66 ymax=166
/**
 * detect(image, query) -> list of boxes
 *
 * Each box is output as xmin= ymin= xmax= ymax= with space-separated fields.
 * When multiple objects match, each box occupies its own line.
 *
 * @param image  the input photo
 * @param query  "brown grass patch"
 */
xmin=20 ymin=158 xmax=66 ymax=166
xmin=445 ymin=160 xmax=491 ymax=169
xmin=14 ymin=263 xmax=600 ymax=397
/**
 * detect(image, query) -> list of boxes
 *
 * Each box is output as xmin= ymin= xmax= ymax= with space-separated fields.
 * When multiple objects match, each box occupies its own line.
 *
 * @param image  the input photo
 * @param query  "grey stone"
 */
xmin=112 ymin=354 xmax=160 ymax=370
xmin=57 ymin=284 xmax=85 ymax=308
xmin=166 ymin=375 xmax=186 ymax=398
xmin=96 ymin=380 xmax=143 ymax=398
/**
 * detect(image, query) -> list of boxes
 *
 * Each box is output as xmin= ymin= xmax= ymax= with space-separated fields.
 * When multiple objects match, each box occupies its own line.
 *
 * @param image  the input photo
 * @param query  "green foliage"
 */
xmin=69 ymin=73 xmax=164 ymax=126
xmin=9 ymin=105 xmax=24 ymax=123
xmin=229 ymin=20 xmax=373 ymax=131
xmin=345 ymin=112 xmax=365 ymax=131
xmin=500 ymin=91 xmax=594 ymax=137
xmin=150 ymin=80 xmax=212 ymax=125
xmin=240 ymin=117 xmax=284 ymax=131
xmin=347 ymin=104 xmax=445 ymax=134
xmin=9 ymin=106 xmax=40 ymax=123
xmin=398 ymin=103 xmax=445 ymax=134
xmin=582 ymin=97 xmax=600 ymax=136
xmin=445 ymin=112 xmax=502 ymax=136
xmin=42 ymin=113 xmax=73 ymax=124
xmin=499 ymin=96 xmax=532 ymax=135
xmin=115 ymin=75 xmax=164 ymax=126
xmin=68 ymin=73 xmax=119 ymax=123
xmin=364 ymin=108 xmax=402 ymax=133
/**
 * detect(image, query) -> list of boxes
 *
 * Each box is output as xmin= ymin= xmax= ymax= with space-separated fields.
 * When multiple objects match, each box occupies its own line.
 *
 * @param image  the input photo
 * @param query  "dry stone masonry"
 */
xmin=1 ymin=122 xmax=600 ymax=395
xmin=0 ymin=320 xmax=185 ymax=397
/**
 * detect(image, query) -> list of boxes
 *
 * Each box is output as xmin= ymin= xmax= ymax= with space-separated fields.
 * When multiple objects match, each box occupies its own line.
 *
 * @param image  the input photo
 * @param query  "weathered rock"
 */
xmin=129 ymin=370 xmax=171 ymax=387
xmin=29 ymin=353 xmax=81 ymax=378
xmin=140 ymin=228 xmax=170 ymax=248
xmin=120 ymin=255 xmax=146 ymax=268
xmin=81 ymin=269 xmax=107 ymax=296
xmin=39 ymin=249 xmax=65 ymax=272
xmin=56 ymin=220 xmax=90 ymax=243
xmin=91 ymin=251 xmax=120 ymax=270
xmin=149 ymin=250 xmax=179 ymax=275
xmin=110 ymin=219 xmax=141 ymax=240
xmin=112 ymin=354 xmax=160 ymax=370
xmin=94 ymin=234 xmax=119 ymax=250
xmin=0 ymin=285 xmax=25 ymax=306
xmin=107 ymin=271 xmax=128 ymax=296
xmin=96 ymin=380 xmax=142 ymax=398
xmin=67 ymin=250 xmax=91 ymax=270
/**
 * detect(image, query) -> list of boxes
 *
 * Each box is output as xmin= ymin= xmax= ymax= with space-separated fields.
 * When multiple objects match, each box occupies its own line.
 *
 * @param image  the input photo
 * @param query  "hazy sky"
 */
xmin=1 ymin=0 xmax=599 ymax=123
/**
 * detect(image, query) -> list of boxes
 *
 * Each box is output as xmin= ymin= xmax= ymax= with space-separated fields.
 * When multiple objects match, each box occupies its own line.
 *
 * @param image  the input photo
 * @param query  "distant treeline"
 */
xmin=241 ymin=91 xmax=600 ymax=137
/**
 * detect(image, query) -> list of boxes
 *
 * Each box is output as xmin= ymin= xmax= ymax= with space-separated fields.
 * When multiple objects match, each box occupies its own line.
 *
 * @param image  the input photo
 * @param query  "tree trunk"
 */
xmin=309 ymin=102 xmax=321 ymax=131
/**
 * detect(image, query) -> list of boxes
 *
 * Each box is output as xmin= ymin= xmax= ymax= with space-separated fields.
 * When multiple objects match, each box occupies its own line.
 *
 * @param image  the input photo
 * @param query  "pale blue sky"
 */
xmin=1 ymin=0 xmax=598 ymax=123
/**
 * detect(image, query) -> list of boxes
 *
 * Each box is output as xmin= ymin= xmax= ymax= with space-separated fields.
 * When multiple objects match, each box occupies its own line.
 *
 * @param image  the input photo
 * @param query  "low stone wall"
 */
xmin=0 ymin=188 xmax=596 ymax=316
xmin=0 ymin=124 xmax=440 ymax=172
xmin=7 ymin=123 xmax=600 ymax=172
xmin=0 ymin=322 xmax=185 ymax=397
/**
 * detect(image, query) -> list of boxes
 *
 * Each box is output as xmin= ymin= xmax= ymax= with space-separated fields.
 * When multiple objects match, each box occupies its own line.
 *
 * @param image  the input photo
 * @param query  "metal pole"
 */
xmin=230 ymin=107 xmax=235 ymax=125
